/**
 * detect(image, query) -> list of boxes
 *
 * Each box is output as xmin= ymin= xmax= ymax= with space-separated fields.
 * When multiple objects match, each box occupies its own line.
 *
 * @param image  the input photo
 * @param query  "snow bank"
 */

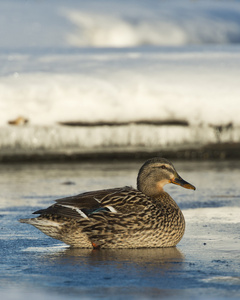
xmin=1 ymin=0 xmax=240 ymax=48
xmin=63 ymin=1 xmax=240 ymax=47
xmin=1 ymin=47 xmax=240 ymax=127
xmin=0 ymin=1 xmax=240 ymax=155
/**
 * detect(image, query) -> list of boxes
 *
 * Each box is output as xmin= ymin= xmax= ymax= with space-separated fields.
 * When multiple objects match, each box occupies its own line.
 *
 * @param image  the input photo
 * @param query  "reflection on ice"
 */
xmin=46 ymin=247 xmax=184 ymax=270
xmin=22 ymin=244 xmax=68 ymax=253
xmin=202 ymin=276 xmax=240 ymax=286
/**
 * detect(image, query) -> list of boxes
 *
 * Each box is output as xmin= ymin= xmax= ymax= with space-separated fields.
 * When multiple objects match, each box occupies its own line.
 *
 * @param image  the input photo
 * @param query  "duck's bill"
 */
xmin=171 ymin=177 xmax=196 ymax=190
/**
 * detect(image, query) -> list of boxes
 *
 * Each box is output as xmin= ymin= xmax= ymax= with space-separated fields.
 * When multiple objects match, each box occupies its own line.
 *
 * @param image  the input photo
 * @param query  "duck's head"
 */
xmin=137 ymin=157 xmax=196 ymax=197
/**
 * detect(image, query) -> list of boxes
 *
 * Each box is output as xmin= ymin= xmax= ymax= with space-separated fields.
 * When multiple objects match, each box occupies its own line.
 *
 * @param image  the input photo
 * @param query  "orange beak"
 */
xmin=171 ymin=176 xmax=196 ymax=190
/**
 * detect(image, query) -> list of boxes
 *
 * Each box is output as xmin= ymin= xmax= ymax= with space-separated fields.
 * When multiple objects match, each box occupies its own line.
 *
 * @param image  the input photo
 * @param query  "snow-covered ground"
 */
xmin=1 ymin=46 xmax=240 ymax=127
xmin=0 ymin=0 xmax=240 ymax=156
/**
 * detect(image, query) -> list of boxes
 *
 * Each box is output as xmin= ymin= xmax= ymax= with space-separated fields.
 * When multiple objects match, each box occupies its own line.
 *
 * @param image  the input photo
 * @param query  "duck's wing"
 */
xmin=33 ymin=186 xmax=148 ymax=219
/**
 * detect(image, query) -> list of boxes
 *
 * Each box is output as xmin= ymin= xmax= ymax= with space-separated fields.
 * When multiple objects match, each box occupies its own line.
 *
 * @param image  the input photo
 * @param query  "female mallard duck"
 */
xmin=19 ymin=157 xmax=196 ymax=249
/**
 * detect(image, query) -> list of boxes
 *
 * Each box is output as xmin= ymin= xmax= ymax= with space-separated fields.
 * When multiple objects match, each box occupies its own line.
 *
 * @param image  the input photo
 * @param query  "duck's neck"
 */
xmin=137 ymin=172 xmax=169 ymax=197
xmin=137 ymin=167 xmax=171 ymax=198
xmin=137 ymin=177 xmax=179 ymax=209
xmin=137 ymin=180 xmax=165 ymax=198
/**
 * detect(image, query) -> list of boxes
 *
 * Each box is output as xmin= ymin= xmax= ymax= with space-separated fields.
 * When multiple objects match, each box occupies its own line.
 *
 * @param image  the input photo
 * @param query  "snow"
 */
xmin=1 ymin=47 xmax=240 ymax=128
xmin=0 ymin=0 xmax=240 ymax=152
xmin=1 ymin=0 xmax=240 ymax=48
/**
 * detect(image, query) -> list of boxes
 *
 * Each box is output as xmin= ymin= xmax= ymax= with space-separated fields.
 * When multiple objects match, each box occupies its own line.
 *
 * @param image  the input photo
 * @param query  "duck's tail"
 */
xmin=19 ymin=217 xmax=63 ymax=239
xmin=19 ymin=217 xmax=92 ymax=248
xmin=19 ymin=218 xmax=36 ymax=224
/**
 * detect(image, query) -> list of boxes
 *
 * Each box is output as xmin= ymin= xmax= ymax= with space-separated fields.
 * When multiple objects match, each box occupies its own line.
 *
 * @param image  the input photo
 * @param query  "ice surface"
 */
xmin=1 ymin=161 xmax=240 ymax=299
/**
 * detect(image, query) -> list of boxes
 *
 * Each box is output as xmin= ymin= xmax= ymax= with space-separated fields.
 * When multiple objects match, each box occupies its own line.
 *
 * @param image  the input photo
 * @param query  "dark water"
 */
xmin=1 ymin=160 xmax=240 ymax=299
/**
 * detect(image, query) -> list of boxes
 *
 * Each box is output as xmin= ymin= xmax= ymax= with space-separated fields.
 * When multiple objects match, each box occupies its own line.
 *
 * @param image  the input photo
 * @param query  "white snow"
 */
xmin=1 ymin=0 xmax=240 ymax=48
xmin=0 ymin=0 xmax=240 ymax=151
xmin=1 ymin=47 xmax=240 ymax=127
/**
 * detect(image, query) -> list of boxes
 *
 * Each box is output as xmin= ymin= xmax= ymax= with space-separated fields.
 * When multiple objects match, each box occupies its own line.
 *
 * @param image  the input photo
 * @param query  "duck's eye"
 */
xmin=160 ymin=165 xmax=167 ymax=170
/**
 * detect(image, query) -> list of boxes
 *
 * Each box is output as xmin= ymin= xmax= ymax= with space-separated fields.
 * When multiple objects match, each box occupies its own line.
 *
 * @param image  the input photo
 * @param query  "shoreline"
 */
xmin=1 ymin=142 xmax=239 ymax=163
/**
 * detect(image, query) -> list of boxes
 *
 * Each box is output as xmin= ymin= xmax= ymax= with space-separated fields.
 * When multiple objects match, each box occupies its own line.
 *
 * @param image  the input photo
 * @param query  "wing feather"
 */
xmin=33 ymin=186 xmax=147 ymax=219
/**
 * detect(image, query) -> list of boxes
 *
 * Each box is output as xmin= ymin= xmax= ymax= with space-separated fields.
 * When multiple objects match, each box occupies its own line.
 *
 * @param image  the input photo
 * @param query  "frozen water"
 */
xmin=1 ymin=160 xmax=240 ymax=299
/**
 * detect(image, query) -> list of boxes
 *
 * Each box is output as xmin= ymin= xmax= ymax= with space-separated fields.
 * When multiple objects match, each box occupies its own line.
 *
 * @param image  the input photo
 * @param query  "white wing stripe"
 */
xmin=60 ymin=204 xmax=88 ymax=219
xmin=105 ymin=205 xmax=117 ymax=213
xmin=93 ymin=197 xmax=101 ymax=203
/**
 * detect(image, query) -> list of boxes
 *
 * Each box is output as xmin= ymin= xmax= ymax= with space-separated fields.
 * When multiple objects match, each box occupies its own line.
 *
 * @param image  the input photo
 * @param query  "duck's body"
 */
xmin=19 ymin=158 xmax=195 ymax=249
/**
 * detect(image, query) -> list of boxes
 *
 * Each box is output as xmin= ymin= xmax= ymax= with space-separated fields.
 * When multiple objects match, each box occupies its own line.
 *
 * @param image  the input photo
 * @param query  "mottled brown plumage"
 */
xmin=19 ymin=157 xmax=196 ymax=248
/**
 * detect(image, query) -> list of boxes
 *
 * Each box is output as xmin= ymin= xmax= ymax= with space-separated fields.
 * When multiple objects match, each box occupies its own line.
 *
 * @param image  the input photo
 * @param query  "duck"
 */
xmin=19 ymin=157 xmax=196 ymax=249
